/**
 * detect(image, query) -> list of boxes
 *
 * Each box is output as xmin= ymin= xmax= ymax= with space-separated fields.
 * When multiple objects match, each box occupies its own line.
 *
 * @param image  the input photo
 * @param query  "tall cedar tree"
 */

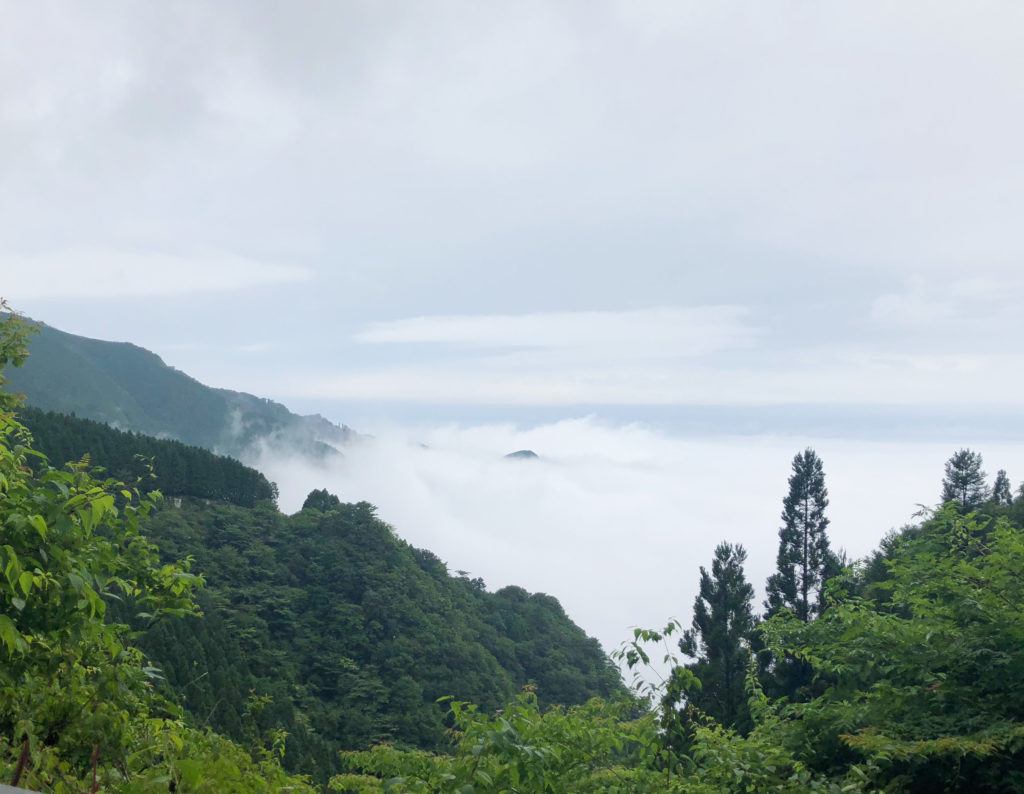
xmin=680 ymin=542 xmax=755 ymax=732
xmin=941 ymin=448 xmax=989 ymax=510
xmin=992 ymin=469 xmax=1013 ymax=506
xmin=765 ymin=448 xmax=835 ymax=622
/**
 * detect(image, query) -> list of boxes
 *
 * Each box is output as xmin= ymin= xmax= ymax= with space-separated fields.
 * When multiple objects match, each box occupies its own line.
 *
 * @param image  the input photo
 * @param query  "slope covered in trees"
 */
xmin=136 ymin=496 xmax=622 ymax=781
xmin=3 ymin=316 xmax=354 ymax=457
xmin=0 ymin=309 xmax=314 ymax=792
xmin=0 ymin=309 xmax=622 ymax=788
xmin=19 ymin=406 xmax=277 ymax=507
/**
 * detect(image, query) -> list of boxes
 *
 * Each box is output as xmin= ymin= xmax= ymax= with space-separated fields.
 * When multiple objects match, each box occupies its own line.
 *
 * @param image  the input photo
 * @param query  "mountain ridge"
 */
xmin=4 ymin=316 xmax=354 ymax=458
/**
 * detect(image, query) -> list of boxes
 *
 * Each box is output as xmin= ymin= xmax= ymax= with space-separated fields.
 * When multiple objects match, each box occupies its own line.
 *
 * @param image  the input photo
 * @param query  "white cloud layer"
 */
xmin=356 ymin=307 xmax=757 ymax=356
xmin=2 ymin=249 xmax=311 ymax=299
xmin=273 ymin=327 xmax=1024 ymax=407
xmin=251 ymin=418 xmax=1024 ymax=657
xmin=870 ymin=276 xmax=1024 ymax=331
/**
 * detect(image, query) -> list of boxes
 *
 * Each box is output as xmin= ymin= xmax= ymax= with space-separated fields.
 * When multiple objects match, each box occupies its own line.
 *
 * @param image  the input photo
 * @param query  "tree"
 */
xmin=0 ymin=303 xmax=314 ymax=792
xmin=680 ymin=543 xmax=756 ymax=732
xmin=761 ymin=505 xmax=1024 ymax=792
xmin=941 ymin=448 xmax=989 ymax=510
xmin=765 ymin=449 xmax=835 ymax=622
xmin=302 ymin=487 xmax=342 ymax=512
xmin=992 ymin=469 xmax=1013 ymax=506
xmin=0 ymin=302 xmax=32 ymax=412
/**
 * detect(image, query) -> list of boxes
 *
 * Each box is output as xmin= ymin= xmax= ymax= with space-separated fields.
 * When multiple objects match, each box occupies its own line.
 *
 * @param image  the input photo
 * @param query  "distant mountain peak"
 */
xmin=5 ymin=316 xmax=355 ymax=460
xmin=504 ymin=449 xmax=539 ymax=460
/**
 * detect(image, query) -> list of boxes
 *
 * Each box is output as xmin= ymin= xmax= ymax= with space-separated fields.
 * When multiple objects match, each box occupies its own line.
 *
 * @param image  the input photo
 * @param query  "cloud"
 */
xmin=249 ymin=417 xmax=1024 ymax=658
xmin=3 ymin=1 xmax=1024 ymax=389
xmin=272 ymin=349 xmax=1024 ymax=407
xmin=2 ymin=249 xmax=312 ymax=300
xmin=356 ymin=306 xmax=758 ymax=356
xmin=870 ymin=276 xmax=1024 ymax=329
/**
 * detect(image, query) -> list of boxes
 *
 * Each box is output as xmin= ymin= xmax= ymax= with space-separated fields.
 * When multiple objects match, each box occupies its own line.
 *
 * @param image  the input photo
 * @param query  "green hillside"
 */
xmin=20 ymin=406 xmax=277 ymax=507
xmin=139 ymin=497 xmax=622 ymax=781
xmin=4 ymin=317 xmax=353 ymax=457
xmin=6 ymin=391 xmax=621 ymax=784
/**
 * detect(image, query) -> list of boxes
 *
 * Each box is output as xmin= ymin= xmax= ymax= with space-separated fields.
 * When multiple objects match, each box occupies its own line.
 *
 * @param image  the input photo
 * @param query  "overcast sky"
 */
xmin=4 ymin=1 xmax=1024 ymax=422
xmin=5 ymin=1 xmax=1024 ymax=654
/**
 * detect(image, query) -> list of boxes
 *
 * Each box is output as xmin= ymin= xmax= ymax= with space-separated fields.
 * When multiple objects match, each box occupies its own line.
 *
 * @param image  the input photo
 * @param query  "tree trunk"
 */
xmin=10 ymin=735 xmax=29 ymax=787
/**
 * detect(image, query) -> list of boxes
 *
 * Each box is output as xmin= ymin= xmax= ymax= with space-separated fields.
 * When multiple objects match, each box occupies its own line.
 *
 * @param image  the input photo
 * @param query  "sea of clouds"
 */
xmin=252 ymin=417 xmax=1024 ymax=660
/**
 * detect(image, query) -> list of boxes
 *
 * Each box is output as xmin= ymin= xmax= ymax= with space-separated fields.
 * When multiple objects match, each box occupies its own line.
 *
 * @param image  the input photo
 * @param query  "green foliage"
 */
xmin=0 ymin=310 xmax=311 ymax=792
xmin=761 ymin=504 xmax=1024 ymax=791
xmin=0 ymin=411 xmax=192 ymax=785
xmin=679 ymin=543 xmax=755 ymax=733
xmin=136 ymin=495 xmax=622 ymax=782
xmin=941 ymin=448 xmax=989 ymax=510
xmin=302 ymin=487 xmax=343 ymax=512
xmin=332 ymin=682 xmax=864 ymax=792
xmin=332 ymin=691 xmax=664 ymax=793
xmin=0 ymin=304 xmax=33 ymax=412
xmin=765 ymin=448 xmax=836 ymax=623
xmin=20 ymin=407 xmax=277 ymax=507
xmin=991 ymin=468 xmax=1012 ymax=506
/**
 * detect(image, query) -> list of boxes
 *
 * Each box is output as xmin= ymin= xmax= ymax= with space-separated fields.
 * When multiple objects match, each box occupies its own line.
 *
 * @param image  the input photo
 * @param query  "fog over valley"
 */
xmin=252 ymin=417 xmax=1024 ymax=657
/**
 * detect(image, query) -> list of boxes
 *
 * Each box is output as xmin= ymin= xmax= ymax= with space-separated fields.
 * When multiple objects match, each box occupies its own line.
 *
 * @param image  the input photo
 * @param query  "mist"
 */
xmin=250 ymin=417 xmax=1024 ymax=657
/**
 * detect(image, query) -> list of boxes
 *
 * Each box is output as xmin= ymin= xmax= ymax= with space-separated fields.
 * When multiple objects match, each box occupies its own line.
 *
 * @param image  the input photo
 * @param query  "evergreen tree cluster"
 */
xmin=19 ymin=406 xmax=277 ymax=507
xmin=940 ymin=447 xmax=1024 ymax=511
xmin=675 ymin=444 xmax=1024 ymax=767
xmin=675 ymin=448 xmax=837 ymax=731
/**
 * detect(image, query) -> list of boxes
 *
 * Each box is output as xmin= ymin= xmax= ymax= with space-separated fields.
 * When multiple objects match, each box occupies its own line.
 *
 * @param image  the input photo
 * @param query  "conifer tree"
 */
xmin=992 ymin=469 xmax=1013 ymax=506
xmin=941 ymin=448 xmax=989 ymax=510
xmin=680 ymin=542 xmax=755 ymax=732
xmin=765 ymin=448 xmax=834 ymax=622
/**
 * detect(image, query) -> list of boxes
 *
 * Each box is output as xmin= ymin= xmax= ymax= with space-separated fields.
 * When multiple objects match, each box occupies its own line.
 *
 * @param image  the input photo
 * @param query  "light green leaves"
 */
xmin=27 ymin=513 xmax=46 ymax=538
xmin=0 ymin=614 xmax=24 ymax=653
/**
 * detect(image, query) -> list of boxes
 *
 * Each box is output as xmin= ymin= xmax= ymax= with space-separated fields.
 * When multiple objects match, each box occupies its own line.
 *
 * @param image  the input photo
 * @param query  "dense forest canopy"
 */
xmin=137 ymin=496 xmax=622 ymax=781
xmin=0 ymin=306 xmax=317 ymax=792
xmin=19 ymin=407 xmax=278 ymax=507
xmin=0 ymin=309 xmax=621 ymax=789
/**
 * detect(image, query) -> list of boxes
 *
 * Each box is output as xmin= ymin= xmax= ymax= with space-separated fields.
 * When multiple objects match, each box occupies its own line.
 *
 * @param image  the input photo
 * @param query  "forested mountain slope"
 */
xmin=20 ymin=406 xmax=277 ymax=506
xmin=4 ymin=317 xmax=353 ymax=457
xmin=140 ymin=498 xmax=622 ymax=781
xmin=10 ymin=399 xmax=621 ymax=782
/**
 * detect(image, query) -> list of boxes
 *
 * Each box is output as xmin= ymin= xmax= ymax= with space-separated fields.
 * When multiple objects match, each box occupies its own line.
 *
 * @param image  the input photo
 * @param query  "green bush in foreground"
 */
xmin=0 ymin=309 xmax=312 ymax=793
xmin=330 ymin=502 xmax=1024 ymax=792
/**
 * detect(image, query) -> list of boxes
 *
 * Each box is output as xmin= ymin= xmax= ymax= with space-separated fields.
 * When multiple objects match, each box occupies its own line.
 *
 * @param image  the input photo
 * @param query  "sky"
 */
xmin=3 ymin=2 xmax=1024 ymax=651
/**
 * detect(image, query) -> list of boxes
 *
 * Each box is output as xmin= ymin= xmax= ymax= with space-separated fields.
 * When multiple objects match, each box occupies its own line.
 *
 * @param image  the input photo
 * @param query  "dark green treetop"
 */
xmin=680 ymin=542 xmax=756 ymax=732
xmin=941 ymin=448 xmax=989 ymax=510
xmin=19 ymin=406 xmax=277 ymax=507
xmin=765 ymin=448 xmax=834 ymax=622
xmin=302 ymin=487 xmax=343 ymax=512
xmin=992 ymin=468 xmax=1013 ymax=506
